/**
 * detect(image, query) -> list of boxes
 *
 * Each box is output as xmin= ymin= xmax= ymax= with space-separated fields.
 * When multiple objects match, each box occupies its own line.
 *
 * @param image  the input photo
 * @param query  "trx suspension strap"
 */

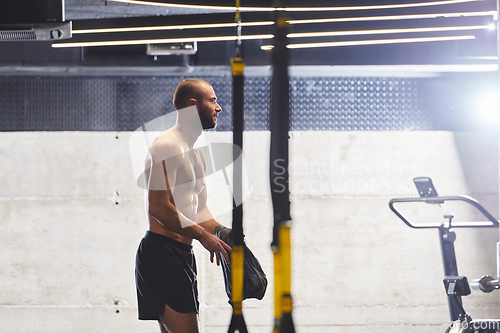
xmin=270 ymin=2 xmax=295 ymax=333
xmin=228 ymin=1 xmax=247 ymax=332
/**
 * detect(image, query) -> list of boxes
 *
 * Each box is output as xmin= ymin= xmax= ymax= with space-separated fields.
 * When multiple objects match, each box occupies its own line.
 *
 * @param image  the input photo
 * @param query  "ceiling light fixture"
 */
xmin=287 ymin=25 xmax=491 ymax=38
xmin=71 ymin=13 xmax=495 ymax=35
xmin=261 ymin=35 xmax=475 ymax=50
xmin=287 ymin=11 xmax=496 ymax=25
xmin=108 ymin=0 xmax=270 ymax=11
xmin=284 ymin=0 xmax=489 ymax=12
xmin=72 ymin=21 xmax=274 ymax=34
xmin=108 ymin=0 xmax=486 ymax=12
xmin=51 ymin=34 xmax=274 ymax=48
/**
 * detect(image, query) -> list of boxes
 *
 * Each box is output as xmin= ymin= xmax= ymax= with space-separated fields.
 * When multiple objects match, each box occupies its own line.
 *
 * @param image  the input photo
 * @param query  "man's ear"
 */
xmin=187 ymin=98 xmax=197 ymax=107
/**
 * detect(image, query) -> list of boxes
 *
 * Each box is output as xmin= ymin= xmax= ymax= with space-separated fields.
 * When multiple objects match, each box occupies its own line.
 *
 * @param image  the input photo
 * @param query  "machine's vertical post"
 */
xmin=439 ymin=226 xmax=458 ymax=277
xmin=438 ymin=225 xmax=462 ymax=321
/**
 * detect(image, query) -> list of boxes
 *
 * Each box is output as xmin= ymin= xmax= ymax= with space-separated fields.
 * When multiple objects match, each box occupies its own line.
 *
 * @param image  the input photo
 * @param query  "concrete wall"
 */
xmin=0 ymin=131 xmax=498 ymax=333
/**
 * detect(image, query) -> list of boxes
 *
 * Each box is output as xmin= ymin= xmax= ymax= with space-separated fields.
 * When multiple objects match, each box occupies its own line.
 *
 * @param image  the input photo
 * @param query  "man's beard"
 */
xmin=199 ymin=109 xmax=216 ymax=129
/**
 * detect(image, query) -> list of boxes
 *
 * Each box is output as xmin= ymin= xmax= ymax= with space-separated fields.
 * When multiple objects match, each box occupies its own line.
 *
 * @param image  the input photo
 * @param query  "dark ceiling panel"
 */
xmin=63 ymin=0 xmax=497 ymax=20
xmin=70 ymin=11 xmax=273 ymax=30
xmin=0 ymin=0 xmax=64 ymax=24
xmin=65 ymin=0 xmax=218 ymax=20
xmin=0 ymin=0 xmax=496 ymax=66
xmin=60 ymin=4 xmax=495 ymax=43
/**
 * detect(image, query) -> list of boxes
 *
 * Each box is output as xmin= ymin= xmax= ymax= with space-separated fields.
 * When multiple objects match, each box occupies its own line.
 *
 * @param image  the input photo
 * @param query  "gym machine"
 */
xmin=389 ymin=177 xmax=500 ymax=332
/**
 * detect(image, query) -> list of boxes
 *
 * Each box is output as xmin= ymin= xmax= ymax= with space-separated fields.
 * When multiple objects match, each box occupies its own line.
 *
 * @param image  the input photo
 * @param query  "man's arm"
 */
xmin=194 ymin=147 xmax=220 ymax=234
xmin=195 ymin=183 xmax=233 ymax=265
xmin=195 ymin=183 xmax=219 ymax=234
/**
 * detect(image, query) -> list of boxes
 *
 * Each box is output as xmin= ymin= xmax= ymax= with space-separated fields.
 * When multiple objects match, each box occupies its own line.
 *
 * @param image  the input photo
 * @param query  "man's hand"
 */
xmin=198 ymin=231 xmax=232 ymax=266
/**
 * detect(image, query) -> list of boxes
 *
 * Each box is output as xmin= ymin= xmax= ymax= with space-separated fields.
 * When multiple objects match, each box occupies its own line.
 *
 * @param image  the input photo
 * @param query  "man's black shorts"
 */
xmin=135 ymin=231 xmax=199 ymax=320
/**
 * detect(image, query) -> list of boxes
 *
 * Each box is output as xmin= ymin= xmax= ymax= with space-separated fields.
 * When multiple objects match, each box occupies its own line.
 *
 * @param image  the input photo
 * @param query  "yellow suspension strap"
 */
xmin=270 ymin=2 xmax=295 ymax=332
xmin=272 ymin=222 xmax=294 ymax=333
xmin=279 ymin=221 xmax=294 ymax=333
xmin=272 ymin=235 xmax=283 ymax=333
xmin=228 ymin=1 xmax=247 ymax=332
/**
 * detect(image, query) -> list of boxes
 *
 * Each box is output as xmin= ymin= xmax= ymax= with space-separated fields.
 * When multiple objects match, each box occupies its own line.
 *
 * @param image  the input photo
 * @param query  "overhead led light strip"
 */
xmin=54 ymin=25 xmax=489 ymax=48
xmin=72 ymin=21 xmax=274 ymax=34
xmin=261 ymin=35 xmax=475 ymax=50
xmin=108 ymin=0 xmax=271 ymax=11
xmin=72 ymin=11 xmax=497 ymax=34
xmin=51 ymin=34 xmax=274 ymax=48
xmin=284 ymin=0 xmax=490 ymax=12
xmin=288 ymin=34 xmax=476 ymax=49
xmin=71 ymin=11 xmax=494 ymax=35
xmin=108 ymin=0 xmax=487 ymax=12
xmin=288 ymin=25 xmax=491 ymax=38
xmin=287 ymin=11 xmax=496 ymax=25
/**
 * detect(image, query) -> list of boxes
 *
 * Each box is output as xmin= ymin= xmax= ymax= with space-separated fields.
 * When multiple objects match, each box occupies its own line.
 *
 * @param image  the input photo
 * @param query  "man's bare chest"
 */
xmin=175 ymin=150 xmax=205 ymax=193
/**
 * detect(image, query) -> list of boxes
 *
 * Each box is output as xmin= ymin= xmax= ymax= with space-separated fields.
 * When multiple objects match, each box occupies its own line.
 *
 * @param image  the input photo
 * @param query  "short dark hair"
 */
xmin=172 ymin=79 xmax=209 ymax=110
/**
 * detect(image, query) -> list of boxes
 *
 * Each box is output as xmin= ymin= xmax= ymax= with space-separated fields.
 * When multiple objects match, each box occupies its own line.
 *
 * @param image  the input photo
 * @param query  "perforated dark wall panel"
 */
xmin=0 ymin=75 xmax=432 ymax=131
xmin=290 ymin=77 xmax=429 ymax=131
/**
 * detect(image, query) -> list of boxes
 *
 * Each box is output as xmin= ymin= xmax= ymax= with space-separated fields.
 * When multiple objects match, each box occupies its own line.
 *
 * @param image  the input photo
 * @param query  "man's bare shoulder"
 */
xmin=149 ymin=130 xmax=185 ymax=168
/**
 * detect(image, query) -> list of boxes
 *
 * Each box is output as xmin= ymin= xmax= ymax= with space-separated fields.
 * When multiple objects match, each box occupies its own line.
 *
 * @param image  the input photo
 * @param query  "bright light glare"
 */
xmin=476 ymin=90 xmax=500 ymax=124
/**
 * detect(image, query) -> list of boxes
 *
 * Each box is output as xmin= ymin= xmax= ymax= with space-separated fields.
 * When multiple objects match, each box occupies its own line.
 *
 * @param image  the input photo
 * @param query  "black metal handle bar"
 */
xmin=389 ymin=195 xmax=499 ymax=229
